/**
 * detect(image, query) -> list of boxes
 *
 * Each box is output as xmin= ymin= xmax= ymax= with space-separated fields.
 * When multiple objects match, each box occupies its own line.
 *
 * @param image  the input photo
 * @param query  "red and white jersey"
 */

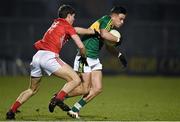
xmin=34 ymin=18 xmax=76 ymax=54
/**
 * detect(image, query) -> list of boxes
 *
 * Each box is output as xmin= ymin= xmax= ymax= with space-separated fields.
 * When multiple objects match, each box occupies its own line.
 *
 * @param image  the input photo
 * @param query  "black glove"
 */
xmin=78 ymin=56 xmax=88 ymax=73
xmin=78 ymin=56 xmax=88 ymax=66
xmin=118 ymin=52 xmax=127 ymax=67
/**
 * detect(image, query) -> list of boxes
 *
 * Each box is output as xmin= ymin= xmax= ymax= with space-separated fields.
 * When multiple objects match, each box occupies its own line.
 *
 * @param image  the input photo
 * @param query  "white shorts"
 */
xmin=73 ymin=56 xmax=102 ymax=73
xmin=30 ymin=50 xmax=65 ymax=77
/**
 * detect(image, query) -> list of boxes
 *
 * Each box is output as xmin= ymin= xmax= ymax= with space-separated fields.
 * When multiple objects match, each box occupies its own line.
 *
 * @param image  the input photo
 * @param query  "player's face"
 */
xmin=69 ymin=14 xmax=75 ymax=25
xmin=113 ymin=13 xmax=126 ymax=28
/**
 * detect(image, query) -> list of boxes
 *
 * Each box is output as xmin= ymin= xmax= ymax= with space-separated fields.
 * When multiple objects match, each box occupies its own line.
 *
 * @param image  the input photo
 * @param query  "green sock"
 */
xmin=71 ymin=98 xmax=87 ymax=112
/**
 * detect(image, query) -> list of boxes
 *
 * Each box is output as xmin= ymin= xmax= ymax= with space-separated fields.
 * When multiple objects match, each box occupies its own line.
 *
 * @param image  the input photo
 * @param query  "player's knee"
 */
xmin=26 ymin=89 xmax=34 ymax=96
xmin=73 ymin=76 xmax=81 ymax=86
xmin=29 ymin=88 xmax=39 ymax=95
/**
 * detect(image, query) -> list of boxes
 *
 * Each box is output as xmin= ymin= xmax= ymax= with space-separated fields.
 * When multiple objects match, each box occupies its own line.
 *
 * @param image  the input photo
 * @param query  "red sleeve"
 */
xmin=66 ymin=25 xmax=76 ymax=36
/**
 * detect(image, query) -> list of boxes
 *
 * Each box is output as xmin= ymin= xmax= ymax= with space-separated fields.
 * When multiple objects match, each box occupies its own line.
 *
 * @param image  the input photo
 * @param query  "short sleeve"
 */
xmin=99 ymin=16 xmax=112 ymax=31
xmin=66 ymin=25 xmax=76 ymax=36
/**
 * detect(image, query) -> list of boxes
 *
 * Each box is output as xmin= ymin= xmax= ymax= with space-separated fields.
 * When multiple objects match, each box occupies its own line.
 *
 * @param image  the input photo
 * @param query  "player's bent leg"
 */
xmin=67 ymin=72 xmax=91 ymax=97
xmin=53 ymin=63 xmax=81 ymax=93
xmin=66 ymin=73 xmax=91 ymax=119
xmin=68 ymin=71 xmax=102 ymax=118
xmin=6 ymin=77 xmax=41 ymax=120
xmin=17 ymin=77 xmax=41 ymax=103
xmin=49 ymin=64 xmax=81 ymax=112
xmin=83 ymin=70 xmax=102 ymax=102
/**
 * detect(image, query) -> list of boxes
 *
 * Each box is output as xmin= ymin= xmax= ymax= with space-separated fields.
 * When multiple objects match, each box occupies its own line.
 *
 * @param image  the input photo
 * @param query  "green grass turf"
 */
xmin=0 ymin=75 xmax=180 ymax=121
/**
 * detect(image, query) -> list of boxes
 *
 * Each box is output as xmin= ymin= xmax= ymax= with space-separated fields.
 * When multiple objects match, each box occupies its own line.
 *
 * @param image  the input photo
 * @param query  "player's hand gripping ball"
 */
xmin=106 ymin=29 xmax=122 ymax=47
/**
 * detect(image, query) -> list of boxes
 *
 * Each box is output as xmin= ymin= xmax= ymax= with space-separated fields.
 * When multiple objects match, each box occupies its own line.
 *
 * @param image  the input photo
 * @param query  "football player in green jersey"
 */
xmin=50 ymin=6 xmax=127 ymax=119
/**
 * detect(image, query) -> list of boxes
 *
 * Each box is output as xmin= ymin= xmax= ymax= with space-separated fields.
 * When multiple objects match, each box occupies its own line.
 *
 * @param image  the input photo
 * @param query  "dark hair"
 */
xmin=110 ymin=6 xmax=127 ymax=15
xmin=58 ymin=4 xmax=75 ymax=18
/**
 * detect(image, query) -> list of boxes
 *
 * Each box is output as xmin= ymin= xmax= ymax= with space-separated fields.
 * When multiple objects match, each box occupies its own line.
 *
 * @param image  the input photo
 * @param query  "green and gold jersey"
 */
xmin=82 ymin=15 xmax=113 ymax=59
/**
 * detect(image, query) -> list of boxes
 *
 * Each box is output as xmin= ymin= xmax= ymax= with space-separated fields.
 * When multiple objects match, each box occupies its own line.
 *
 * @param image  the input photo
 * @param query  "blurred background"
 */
xmin=0 ymin=0 xmax=180 ymax=76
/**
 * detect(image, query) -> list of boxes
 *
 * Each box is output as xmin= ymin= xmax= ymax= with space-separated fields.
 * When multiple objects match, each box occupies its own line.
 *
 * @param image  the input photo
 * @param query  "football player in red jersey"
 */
xmin=6 ymin=4 xmax=94 ymax=120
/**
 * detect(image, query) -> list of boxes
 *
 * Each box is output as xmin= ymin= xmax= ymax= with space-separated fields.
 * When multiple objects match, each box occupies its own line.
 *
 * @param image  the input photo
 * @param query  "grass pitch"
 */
xmin=0 ymin=75 xmax=180 ymax=121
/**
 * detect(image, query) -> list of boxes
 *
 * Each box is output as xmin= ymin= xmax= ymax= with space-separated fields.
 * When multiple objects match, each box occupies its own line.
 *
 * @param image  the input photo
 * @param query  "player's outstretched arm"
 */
xmin=71 ymin=34 xmax=86 ymax=58
xmin=74 ymin=27 xmax=94 ymax=35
